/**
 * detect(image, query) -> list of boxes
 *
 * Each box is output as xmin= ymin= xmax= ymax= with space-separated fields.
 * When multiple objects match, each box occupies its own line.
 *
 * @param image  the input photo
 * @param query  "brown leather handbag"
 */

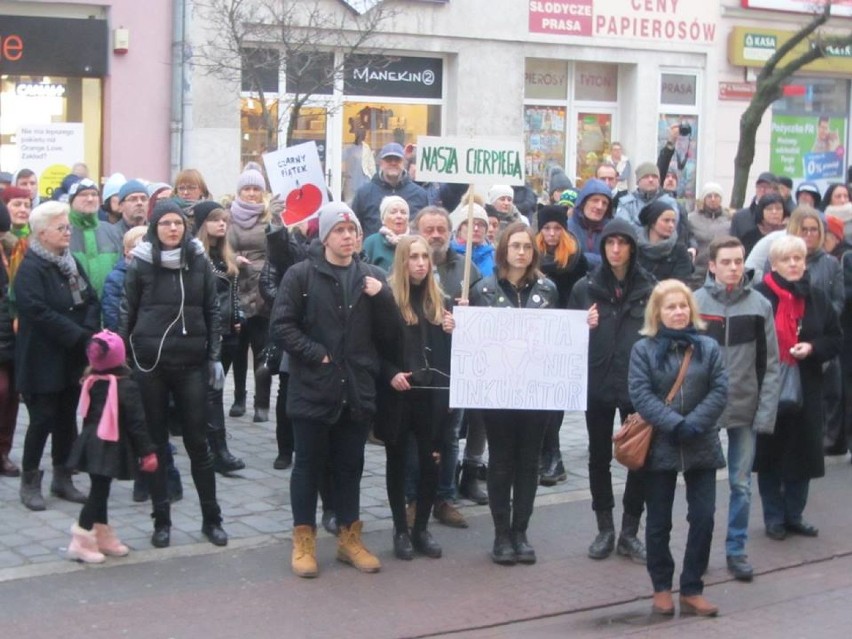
xmin=613 ymin=347 xmax=693 ymax=470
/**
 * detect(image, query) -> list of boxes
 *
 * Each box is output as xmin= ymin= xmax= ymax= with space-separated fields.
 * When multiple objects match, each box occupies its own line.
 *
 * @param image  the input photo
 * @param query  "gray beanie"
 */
xmin=319 ymin=202 xmax=362 ymax=243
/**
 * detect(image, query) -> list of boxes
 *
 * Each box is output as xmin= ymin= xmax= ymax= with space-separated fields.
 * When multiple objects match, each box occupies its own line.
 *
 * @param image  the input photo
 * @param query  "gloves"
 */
xmin=140 ymin=453 xmax=159 ymax=473
xmin=676 ymin=419 xmax=704 ymax=441
xmin=209 ymin=361 xmax=225 ymax=390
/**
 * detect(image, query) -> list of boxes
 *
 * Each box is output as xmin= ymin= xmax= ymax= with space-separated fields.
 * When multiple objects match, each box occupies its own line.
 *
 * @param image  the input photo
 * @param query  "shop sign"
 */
xmin=0 ymin=15 xmax=107 ymax=77
xmin=729 ymin=26 xmax=852 ymax=73
xmin=770 ymin=114 xmax=847 ymax=189
xmin=574 ymin=62 xmax=618 ymax=102
xmin=740 ymin=1 xmax=852 ymax=18
xmin=525 ymin=59 xmax=569 ymax=100
xmin=416 ymin=136 xmax=525 ymax=185
xmin=15 ymin=82 xmax=66 ymax=98
xmin=17 ymin=123 xmax=85 ymax=199
xmin=660 ymin=73 xmax=696 ymax=106
xmin=344 ymin=55 xmax=442 ymax=99
xmin=529 ymin=0 xmax=718 ymax=44
xmin=718 ymin=81 xmax=756 ymax=101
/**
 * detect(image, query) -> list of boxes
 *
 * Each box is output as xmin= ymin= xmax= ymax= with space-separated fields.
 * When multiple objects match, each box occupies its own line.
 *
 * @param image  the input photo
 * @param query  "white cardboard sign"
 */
xmin=416 ymin=136 xmax=525 ymax=185
xmin=449 ymin=306 xmax=588 ymax=411
xmin=262 ymin=141 xmax=328 ymax=224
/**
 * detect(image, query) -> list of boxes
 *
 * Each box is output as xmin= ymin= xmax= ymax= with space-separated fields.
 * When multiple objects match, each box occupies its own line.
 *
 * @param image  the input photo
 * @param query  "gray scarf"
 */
xmin=637 ymin=227 xmax=678 ymax=261
xmin=28 ymin=237 xmax=88 ymax=305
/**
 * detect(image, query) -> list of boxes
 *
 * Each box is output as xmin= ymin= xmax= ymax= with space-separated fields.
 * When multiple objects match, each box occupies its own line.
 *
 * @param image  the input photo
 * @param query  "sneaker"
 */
xmin=432 ymin=500 xmax=468 ymax=528
xmin=726 ymin=555 xmax=754 ymax=582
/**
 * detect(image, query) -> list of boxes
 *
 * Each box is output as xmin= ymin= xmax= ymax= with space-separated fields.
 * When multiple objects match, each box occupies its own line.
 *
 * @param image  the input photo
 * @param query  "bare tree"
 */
xmin=191 ymin=0 xmax=395 ymax=152
xmin=731 ymin=0 xmax=852 ymax=208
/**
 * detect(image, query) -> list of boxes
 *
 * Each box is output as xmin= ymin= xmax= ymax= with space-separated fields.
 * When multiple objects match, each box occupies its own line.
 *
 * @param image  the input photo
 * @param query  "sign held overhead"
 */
xmin=416 ymin=136 xmax=525 ymax=185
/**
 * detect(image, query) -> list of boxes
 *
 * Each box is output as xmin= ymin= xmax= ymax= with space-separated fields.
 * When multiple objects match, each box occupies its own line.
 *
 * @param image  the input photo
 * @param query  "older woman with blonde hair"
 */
xmin=628 ymin=279 xmax=727 ymax=617
xmin=363 ymin=195 xmax=410 ymax=272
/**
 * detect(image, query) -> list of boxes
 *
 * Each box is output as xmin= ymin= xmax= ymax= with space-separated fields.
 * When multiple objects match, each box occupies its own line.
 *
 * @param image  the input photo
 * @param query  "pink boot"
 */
xmin=94 ymin=523 xmax=130 ymax=557
xmin=67 ymin=523 xmax=105 ymax=564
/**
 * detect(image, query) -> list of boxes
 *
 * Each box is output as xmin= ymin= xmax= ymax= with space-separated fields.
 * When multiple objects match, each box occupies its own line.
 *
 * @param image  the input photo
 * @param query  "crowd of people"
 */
xmin=0 ymin=140 xmax=850 ymax=618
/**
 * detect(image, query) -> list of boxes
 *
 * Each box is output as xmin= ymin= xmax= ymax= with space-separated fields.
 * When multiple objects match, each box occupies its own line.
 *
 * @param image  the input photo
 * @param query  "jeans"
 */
xmin=585 ymin=398 xmax=645 ymax=517
xmin=231 ymin=315 xmax=271 ymax=408
xmin=645 ymin=468 xmax=717 ymax=596
xmin=405 ymin=408 xmax=463 ymax=503
xmin=757 ymin=470 xmax=810 ymax=526
xmin=135 ymin=366 xmax=219 ymax=518
xmin=21 ymin=386 xmax=80 ymax=471
xmin=484 ymin=409 xmax=547 ymax=533
xmin=291 ymin=410 xmax=370 ymax=528
xmin=385 ymin=391 xmax=440 ymax=532
xmin=725 ymin=427 xmax=756 ymax=556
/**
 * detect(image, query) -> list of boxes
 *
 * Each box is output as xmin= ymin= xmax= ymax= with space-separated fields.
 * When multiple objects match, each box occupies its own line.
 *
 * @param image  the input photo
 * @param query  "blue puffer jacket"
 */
xmin=628 ymin=335 xmax=727 ymax=472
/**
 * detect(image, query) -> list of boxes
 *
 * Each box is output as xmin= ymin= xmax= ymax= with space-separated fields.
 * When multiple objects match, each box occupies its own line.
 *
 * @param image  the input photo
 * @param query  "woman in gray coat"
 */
xmin=628 ymin=279 xmax=727 ymax=618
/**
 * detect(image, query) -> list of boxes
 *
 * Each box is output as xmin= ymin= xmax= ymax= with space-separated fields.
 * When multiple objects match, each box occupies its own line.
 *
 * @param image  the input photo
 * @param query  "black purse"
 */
xmin=777 ymin=362 xmax=803 ymax=416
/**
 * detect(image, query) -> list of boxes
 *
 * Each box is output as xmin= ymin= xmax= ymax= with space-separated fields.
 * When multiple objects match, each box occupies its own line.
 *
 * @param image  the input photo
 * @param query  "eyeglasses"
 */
xmin=177 ymin=184 xmax=200 ymax=193
xmin=51 ymin=224 xmax=72 ymax=233
xmin=157 ymin=220 xmax=185 ymax=228
xmin=800 ymin=226 xmax=821 ymax=235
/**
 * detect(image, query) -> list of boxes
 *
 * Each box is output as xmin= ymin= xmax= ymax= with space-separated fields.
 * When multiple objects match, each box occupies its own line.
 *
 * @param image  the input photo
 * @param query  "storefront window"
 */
xmin=289 ymin=107 xmax=327 ymax=170
xmin=0 ymin=75 xmax=102 ymax=196
xmin=240 ymin=98 xmax=278 ymax=169
xmin=524 ymin=106 xmax=567 ymax=196
xmin=659 ymin=72 xmax=700 ymax=207
xmin=576 ymin=112 xmax=611 ymax=184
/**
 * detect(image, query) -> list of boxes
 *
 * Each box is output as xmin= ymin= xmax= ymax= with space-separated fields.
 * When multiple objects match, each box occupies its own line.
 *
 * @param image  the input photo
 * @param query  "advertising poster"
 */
xmin=770 ymin=114 xmax=847 ymax=189
xmin=16 ymin=123 xmax=84 ymax=199
xmin=657 ymin=115 xmax=699 ymax=207
xmin=524 ymin=106 xmax=566 ymax=195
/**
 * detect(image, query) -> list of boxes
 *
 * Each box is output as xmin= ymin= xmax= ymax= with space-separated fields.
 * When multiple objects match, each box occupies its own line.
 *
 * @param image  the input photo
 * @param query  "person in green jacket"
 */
xmin=68 ymin=179 xmax=123 ymax=297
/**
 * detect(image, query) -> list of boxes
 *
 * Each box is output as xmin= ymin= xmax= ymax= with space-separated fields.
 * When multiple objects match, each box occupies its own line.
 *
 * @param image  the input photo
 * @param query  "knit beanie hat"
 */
xmin=192 ymin=200 xmax=223 ymax=229
xmin=825 ymin=215 xmax=844 ymax=242
xmin=68 ymin=178 xmax=99 ymax=207
xmin=0 ymin=186 xmax=30 ymax=204
xmin=558 ymin=188 xmax=578 ymax=208
xmin=537 ymin=205 xmax=569 ymax=231
xmin=86 ymin=330 xmax=126 ymax=372
xmin=379 ymin=195 xmax=409 ymax=221
xmin=147 ymin=182 xmax=172 ymax=198
xmin=548 ymin=167 xmax=573 ymax=193
xmin=699 ymin=182 xmax=724 ymax=201
xmin=638 ymin=199 xmax=675 ymax=227
xmin=0 ymin=200 xmax=10 ymax=233
xmin=236 ymin=169 xmax=266 ymax=193
xmin=450 ymin=202 xmax=489 ymax=233
xmin=53 ymin=173 xmax=81 ymax=202
xmin=102 ymin=173 xmax=127 ymax=201
xmin=119 ymin=179 xmax=148 ymax=203
xmin=150 ymin=199 xmax=185 ymax=226
xmin=318 ymin=202 xmax=361 ymax=243
xmin=487 ymin=185 xmax=514 ymax=205
xmin=635 ymin=162 xmax=659 ymax=181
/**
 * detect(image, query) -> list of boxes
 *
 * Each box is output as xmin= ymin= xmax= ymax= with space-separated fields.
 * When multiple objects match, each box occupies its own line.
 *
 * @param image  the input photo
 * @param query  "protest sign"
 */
xmin=263 ymin=141 xmax=328 ymax=225
xmin=17 ymin=123 xmax=84 ymax=199
xmin=449 ymin=306 xmax=588 ymax=411
xmin=416 ymin=136 xmax=525 ymax=185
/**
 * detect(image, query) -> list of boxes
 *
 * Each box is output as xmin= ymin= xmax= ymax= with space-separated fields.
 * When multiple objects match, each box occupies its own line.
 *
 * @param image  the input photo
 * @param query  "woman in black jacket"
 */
xmin=376 ymin=235 xmax=453 ymax=560
xmin=534 ymin=205 xmax=588 ymax=487
xmin=15 ymin=201 xmax=101 ymax=510
xmin=193 ymin=201 xmax=245 ymax=474
xmin=470 ymin=222 xmax=558 ymax=565
xmin=754 ymin=235 xmax=842 ymax=540
xmin=636 ymin=200 xmax=693 ymax=283
xmin=119 ymin=200 xmax=227 ymax=549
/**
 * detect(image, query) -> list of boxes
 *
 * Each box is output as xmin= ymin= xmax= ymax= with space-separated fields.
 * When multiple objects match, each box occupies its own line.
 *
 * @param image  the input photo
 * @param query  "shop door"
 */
xmin=572 ymin=110 xmax=615 ymax=187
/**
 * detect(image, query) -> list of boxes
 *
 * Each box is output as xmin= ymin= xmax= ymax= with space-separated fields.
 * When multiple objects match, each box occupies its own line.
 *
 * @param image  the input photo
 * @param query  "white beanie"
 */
xmin=450 ymin=203 xmax=489 ymax=233
xmin=699 ymin=182 xmax=724 ymax=201
xmin=102 ymin=172 xmax=127 ymax=201
xmin=379 ymin=195 xmax=409 ymax=221
xmin=319 ymin=202 xmax=362 ymax=242
xmin=487 ymin=185 xmax=514 ymax=205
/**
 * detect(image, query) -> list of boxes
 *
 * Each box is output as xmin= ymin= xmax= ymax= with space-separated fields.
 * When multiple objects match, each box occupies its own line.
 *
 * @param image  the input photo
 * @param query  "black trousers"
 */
xmin=231 ymin=316 xmax=271 ymax=407
xmin=585 ymin=397 xmax=645 ymax=517
xmin=21 ymin=385 xmax=79 ymax=471
xmin=276 ymin=373 xmax=294 ymax=456
xmin=484 ymin=409 xmax=548 ymax=533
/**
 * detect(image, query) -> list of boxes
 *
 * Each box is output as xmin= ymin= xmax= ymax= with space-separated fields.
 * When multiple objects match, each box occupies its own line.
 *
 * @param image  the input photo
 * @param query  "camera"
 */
xmin=678 ymin=122 xmax=692 ymax=137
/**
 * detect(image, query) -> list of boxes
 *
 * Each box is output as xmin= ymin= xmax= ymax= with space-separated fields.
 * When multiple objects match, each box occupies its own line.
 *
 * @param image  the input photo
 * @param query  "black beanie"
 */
xmin=537 ymin=205 xmax=569 ymax=231
xmin=191 ymin=200 xmax=223 ymax=230
xmin=638 ymin=199 xmax=676 ymax=228
xmin=0 ymin=199 xmax=10 ymax=233
xmin=147 ymin=198 xmax=186 ymax=242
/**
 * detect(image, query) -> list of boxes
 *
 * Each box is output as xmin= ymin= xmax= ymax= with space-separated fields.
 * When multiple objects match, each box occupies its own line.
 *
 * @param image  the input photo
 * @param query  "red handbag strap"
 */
xmin=664 ymin=346 xmax=693 ymax=405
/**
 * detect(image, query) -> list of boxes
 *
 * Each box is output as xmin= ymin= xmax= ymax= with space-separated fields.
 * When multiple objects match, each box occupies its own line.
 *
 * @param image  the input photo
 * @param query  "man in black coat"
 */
xmin=568 ymin=218 xmax=656 ymax=564
xmin=271 ymin=202 xmax=399 ymax=578
xmin=730 ymin=172 xmax=777 ymax=242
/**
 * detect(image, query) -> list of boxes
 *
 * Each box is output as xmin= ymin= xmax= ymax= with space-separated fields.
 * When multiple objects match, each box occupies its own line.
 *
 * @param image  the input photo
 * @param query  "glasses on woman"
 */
xmin=51 ymin=224 xmax=72 ymax=234
xmin=177 ymin=184 xmax=200 ymax=194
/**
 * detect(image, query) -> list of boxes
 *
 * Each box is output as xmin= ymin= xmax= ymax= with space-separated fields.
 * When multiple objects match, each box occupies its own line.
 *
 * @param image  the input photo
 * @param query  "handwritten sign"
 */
xmin=449 ymin=306 xmax=588 ymax=411
xmin=416 ymin=136 xmax=525 ymax=185
xmin=262 ymin=141 xmax=328 ymax=224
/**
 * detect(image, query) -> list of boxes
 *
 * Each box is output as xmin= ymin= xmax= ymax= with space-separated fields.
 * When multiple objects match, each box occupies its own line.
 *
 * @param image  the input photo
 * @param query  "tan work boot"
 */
xmin=432 ymin=500 xmax=468 ymax=528
xmin=291 ymin=525 xmax=318 ymax=578
xmin=679 ymin=594 xmax=719 ymax=617
xmin=337 ymin=520 xmax=381 ymax=573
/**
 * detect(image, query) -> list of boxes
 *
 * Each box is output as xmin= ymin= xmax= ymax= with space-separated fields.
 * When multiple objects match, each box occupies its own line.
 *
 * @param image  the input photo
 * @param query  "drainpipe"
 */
xmin=170 ymin=0 xmax=186 ymax=179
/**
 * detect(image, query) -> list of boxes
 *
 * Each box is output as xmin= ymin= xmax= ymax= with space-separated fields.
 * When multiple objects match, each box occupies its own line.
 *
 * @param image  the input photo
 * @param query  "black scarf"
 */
xmin=655 ymin=326 xmax=703 ymax=368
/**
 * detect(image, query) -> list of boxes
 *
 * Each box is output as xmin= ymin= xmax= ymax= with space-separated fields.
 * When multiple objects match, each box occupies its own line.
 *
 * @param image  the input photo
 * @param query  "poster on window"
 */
xmin=16 ymin=123 xmax=84 ymax=199
xmin=524 ymin=106 xmax=566 ymax=196
xmin=575 ymin=113 xmax=611 ymax=184
xmin=657 ymin=115 xmax=698 ymax=209
xmin=770 ymin=114 xmax=847 ymax=190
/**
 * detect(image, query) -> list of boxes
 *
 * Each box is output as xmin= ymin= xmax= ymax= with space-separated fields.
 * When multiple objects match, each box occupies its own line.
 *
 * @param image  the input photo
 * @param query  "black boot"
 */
xmin=411 ymin=527 xmax=442 ymax=558
xmin=458 ymin=461 xmax=488 ymax=505
xmin=50 ymin=466 xmax=86 ymax=504
xmin=393 ymin=528 xmax=414 ymax=560
xmin=539 ymin=453 xmax=567 ymax=487
xmin=20 ymin=469 xmax=46 ymax=511
xmin=208 ymin=428 xmax=246 ymax=475
xmin=491 ymin=529 xmax=516 ymax=565
xmin=201 ymin=502 xmax=228 ymax=546
xmin=151 ymin=503 xmax=171 ymax=548
xmin=228 ymin=391 xmax=246 ymax=418
xmin=588 ymin=510 xmax=616 ymax=560
xmin=616 ymin=512 xmax=647 ymax=564
xmin=511 ymin=530 xmax=536 ymax=564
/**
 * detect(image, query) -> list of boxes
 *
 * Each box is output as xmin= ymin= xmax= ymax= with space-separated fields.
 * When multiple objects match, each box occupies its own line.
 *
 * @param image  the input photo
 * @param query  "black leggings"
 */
xmin=231 ymin=316 xmax=270 ymax=406
xmin=78 ymin=474 xmax=112 ymax=530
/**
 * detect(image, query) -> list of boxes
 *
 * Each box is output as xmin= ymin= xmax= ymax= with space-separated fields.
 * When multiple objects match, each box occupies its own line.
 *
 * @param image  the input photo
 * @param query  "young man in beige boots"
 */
xmin=271 ymin=203 xmax=399 ymax=577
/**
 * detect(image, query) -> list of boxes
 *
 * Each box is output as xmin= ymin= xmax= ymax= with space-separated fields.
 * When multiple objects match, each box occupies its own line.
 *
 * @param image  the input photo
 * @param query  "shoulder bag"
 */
xmin=613 ymin=346 xmax=693 ymax=470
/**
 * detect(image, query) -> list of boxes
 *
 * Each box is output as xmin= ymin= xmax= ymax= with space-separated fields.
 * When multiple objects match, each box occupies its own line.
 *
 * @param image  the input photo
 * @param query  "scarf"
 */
xmin=655 ymin=326 xmax=703 ymax=369
xmin=12 ymin=225 xmax=30 ymax=239
xmin=132 ymin=238 xmax=203 ymax=269
xmin=229 ymin=198 xmax=265 ymax=229
xmin=763 ymin=271 xmax=805 ymax=365
xmin=577 ymin=213 xmax=607 ymax=252
xmin=78 ymin=375 xmax=119 ymax=442
xmin=69 ymin=210 xmax=99 ymax=230
xmin=378 ymin=226 xmax=408 ymax=246
xmin=28 ymin=237 xmax=88 ymax=305
xmin=637 ymin=228 xmax=678 ymax=261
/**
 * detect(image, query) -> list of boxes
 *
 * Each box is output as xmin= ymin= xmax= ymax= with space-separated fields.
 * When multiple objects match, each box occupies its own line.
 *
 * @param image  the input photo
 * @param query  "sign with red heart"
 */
xmin=263 ymin=141 xmax=328 ymax=226
xmin=283 ymin=184 xmax=324 ymax=225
